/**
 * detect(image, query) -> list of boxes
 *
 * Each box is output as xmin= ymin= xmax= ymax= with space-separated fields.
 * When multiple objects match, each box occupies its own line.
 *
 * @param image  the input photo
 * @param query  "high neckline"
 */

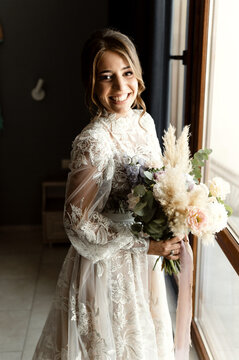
xmin=101 ymin=108 xmax=135 ymax=121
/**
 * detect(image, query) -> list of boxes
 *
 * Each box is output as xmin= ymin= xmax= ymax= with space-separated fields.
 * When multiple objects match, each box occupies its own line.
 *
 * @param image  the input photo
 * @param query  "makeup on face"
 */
xmin=95 ymin=50 xmax=138 ymax=118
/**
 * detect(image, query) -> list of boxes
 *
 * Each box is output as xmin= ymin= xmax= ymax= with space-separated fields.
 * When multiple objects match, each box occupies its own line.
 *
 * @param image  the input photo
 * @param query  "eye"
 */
xmin=124 ymin=70 xmax=133 ymax=77
xmin=99 ymin=74 xmax=112 ymax=81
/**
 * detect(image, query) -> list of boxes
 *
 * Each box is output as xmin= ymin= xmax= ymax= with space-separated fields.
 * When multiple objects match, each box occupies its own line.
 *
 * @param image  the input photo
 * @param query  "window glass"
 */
xmin=195 ymin=1 xmax=239 ymax=359
xmin=204 ymin=0 xmax=239 ymax=240
xmin=168 ymin=0 xmax=189 ymax=135
xmin=195 ymin=241 xmax=239 ymax=359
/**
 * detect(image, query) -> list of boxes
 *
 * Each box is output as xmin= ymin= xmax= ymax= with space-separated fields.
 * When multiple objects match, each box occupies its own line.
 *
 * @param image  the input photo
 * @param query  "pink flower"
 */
xmin=153 ymin=171 xmax=165 ymax=182
xmin=186 ymin=207 xmax=207 ymax=234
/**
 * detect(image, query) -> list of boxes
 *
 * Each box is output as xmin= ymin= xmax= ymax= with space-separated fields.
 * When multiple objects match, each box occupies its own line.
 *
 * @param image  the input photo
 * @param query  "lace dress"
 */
xmin=33 ymin=109 xmax=174 ymax=360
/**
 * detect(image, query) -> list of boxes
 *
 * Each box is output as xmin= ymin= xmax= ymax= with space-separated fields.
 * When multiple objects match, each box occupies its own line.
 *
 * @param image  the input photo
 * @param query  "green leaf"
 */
xmin=143 ymin=190 xmax=154 ymax=207
xmin=140 ymin=191 xmax=157 ymax=222
xmin=194 ymin=168 xmax=202 ymax=178
xmin=152 ymin=218 xmax=167 ymax=225
xmin=224 ymin=203 xmax=233 ymax=217
xmin=190 ymin=148 xmax=212 ymax=182
xmin=192 ymin=158 xmax=204 ymax=167
xmin=133 ymin=201 xmax=147 ymax=216
xmin=142 ymin=206 xmax=157 ymax=223
xmin=145 ymin=220 xmax=166 ymax=233
xmin=133 ymin=184 xmax=146 ymax=196
xmin=144 ymin=171 xmax=153 ymax=180
xmin=194 ymin=152 xmax=204 ymax=161
xmin=200 ymin=148 xmax=212 ymax=156
xmin=144 ymin=220 xmax=168 ymax=239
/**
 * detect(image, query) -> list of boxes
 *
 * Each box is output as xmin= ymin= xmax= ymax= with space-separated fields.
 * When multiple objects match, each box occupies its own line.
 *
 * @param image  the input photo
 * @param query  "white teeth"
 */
xmin=111 ymin=94 xmax=128 ymax=102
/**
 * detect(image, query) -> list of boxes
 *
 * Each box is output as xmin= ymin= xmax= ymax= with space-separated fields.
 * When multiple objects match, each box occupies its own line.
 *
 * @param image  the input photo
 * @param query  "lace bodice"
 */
xmin=70 ymin=109 xmax=163 ymax=188
xmin=33 ymin=109 xmax=174 ymax=360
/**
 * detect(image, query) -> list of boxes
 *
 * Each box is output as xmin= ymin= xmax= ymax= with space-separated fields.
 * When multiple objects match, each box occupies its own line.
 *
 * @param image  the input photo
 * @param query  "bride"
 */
xmin=33 ymin=28 xmax=182 ymax=360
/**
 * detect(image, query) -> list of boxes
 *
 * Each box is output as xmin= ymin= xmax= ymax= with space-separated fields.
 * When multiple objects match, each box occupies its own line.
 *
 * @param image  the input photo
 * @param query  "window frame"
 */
xmin=184 ymin=0 xmax=239 ymax=358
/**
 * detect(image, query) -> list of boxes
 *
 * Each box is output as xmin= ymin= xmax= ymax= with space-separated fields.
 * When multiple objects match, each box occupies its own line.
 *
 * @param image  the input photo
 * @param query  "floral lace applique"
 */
xmin=111 ymin=273 xmax=132 ymax=305
xmin=70 ymin=126 xmax=113 ymax=173
xmin=33 ymin=110 xmax=174 ymax=360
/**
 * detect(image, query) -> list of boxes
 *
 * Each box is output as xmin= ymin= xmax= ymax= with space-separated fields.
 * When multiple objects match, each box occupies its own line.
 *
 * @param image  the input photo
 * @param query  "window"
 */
xmin=194 ymin=1 xmax=239 ymax=358
xmin=168 ymin=0 xmax=189 ymax=136
xmin=203 ymin=0 xmax=239 ymax=241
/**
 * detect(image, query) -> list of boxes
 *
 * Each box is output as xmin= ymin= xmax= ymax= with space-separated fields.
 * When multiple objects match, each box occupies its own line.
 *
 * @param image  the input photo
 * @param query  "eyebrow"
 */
xmin=98 ymin=66 xmax=131 ymax=74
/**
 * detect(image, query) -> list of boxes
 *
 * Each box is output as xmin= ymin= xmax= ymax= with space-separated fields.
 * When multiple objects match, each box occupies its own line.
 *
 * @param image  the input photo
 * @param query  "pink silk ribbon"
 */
xmin=174 ymin=237 xmax=194 ymax=360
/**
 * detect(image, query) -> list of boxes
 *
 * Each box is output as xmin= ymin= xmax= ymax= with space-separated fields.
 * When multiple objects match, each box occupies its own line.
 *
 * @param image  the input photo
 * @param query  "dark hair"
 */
xmin=81 ymin=28 xmax=146 ymax=118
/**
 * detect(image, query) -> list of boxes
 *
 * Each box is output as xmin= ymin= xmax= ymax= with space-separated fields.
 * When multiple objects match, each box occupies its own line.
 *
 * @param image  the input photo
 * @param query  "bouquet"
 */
xmin=124 ymin=125 xmax=232 ymax=275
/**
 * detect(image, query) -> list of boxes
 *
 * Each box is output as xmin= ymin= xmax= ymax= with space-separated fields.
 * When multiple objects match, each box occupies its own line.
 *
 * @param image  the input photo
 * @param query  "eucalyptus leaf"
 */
xmin=224 ymin=203 xmax=233 ymax=217
xmin=143 ymin=190 xmax=154 ymax=208
xmin=190 ymin=148 xmax=212 ymax=182
xmin=134 ymin=201 xmax=147 ymax=216
xmin=133 ymin=184 xmax=146 ymax=196
xmin=138 ymin=190 xmax=157 ymax=223
xmin=144 ymin=221 xmax=168 ymax=238
xmin=152 ymin=218 xmax=167 ymax=225
xmin=142 ymin=206 xmax=157 ymax=223
xmin=194 ymin=153 xmax=204 ymax=161
xmin=192 ymin=158 xmax=204 ymax=167
xmin=144 ymin=171 xmax=153 ymax=180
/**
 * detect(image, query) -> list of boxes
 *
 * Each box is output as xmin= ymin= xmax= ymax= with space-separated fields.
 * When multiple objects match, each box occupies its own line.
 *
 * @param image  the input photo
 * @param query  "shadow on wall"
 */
xmin=0 ymin=0 xmax=109 ymax=225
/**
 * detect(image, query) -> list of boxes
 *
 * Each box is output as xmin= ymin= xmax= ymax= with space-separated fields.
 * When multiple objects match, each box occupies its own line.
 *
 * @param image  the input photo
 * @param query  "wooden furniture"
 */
xmin=42 ymin=179 xmax=68 ymax=245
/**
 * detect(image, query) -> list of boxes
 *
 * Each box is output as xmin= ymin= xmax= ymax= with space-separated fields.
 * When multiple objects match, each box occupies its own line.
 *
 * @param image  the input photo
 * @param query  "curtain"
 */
xmin=108 ymin=0 xmax=173 ymax=144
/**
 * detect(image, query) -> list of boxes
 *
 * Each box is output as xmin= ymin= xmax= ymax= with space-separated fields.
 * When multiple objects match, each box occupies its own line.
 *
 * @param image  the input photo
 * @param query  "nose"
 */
xmin=112 ymin=75 xmax=126 ymax=91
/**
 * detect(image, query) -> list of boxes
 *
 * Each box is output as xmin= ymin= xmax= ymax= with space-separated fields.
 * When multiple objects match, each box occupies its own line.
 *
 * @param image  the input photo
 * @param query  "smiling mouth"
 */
xmin=109 ymin=93 xmax=131 ymax=103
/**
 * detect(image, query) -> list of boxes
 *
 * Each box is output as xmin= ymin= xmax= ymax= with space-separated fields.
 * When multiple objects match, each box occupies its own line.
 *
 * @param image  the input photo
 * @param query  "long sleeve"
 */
xmin=64 ymin=125 xmax=148 ymax=264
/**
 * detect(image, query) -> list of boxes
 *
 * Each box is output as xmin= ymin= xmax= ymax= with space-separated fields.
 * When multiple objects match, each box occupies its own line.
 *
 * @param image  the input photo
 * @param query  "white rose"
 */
xmin=153 ymin=183 xmax=162 ymax=202
xmin=198 ymin=183 xmax=210 ymax=196
xmin=206 ymin=201 xmax=228 ymax=233
xmin=209 ymin=177 xmax=230 ymax=200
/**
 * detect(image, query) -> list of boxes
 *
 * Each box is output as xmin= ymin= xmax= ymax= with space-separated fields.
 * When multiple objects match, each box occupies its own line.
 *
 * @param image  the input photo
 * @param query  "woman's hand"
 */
xmin=147 ymin=237 xmax=182 ymax=260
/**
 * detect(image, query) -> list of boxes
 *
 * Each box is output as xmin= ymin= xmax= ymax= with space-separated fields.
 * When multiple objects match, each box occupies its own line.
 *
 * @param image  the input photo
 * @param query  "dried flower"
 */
xmin=127 ymin=192 xmax=140 ymax=210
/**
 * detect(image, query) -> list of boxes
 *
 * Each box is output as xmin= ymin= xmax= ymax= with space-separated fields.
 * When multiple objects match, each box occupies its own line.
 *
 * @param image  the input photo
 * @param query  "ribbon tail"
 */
xmin=174 ymin=236 xmax=193 ymax=360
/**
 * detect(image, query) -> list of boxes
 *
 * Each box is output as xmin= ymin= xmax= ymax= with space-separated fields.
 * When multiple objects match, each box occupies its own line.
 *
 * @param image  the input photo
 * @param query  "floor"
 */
xmin=0 ymin=227 xmax=199 ymax=360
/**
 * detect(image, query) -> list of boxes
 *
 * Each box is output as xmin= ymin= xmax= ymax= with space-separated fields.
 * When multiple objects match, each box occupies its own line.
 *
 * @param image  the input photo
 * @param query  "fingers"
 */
xmin=165 ymin=254 xmax=180 ymax=260
xmin=162 ymin=248 xmax=180 ymax=259
xmin=148 ymin=236 xmax=185 ymax=257
xmin=161 ymin=239 xmax=181 ymax=254
xmin=163 ymin=238 xmax=181 ymax=259
xmin=167 ymin=236 xmax=182 ymax=244
xmin=164 ymin=248 xmax=181 ymax=260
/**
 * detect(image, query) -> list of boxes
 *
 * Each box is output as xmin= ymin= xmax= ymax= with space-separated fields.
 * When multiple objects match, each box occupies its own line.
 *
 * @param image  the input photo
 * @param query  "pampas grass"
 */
xmin=162 ymin=125 xmax=192 ymax=174
xmin=153 ymin=124 xmax=229 ymax=245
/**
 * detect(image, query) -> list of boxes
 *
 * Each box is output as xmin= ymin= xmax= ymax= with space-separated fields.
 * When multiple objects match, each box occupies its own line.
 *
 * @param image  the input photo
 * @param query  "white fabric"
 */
xmin=33 ymin=109 xmax=174 ymax=360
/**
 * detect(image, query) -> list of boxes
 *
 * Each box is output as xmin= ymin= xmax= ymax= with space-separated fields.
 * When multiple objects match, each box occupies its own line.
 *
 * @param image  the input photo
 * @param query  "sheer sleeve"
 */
xmin=64 ymin=126 xmax=149 ymax=264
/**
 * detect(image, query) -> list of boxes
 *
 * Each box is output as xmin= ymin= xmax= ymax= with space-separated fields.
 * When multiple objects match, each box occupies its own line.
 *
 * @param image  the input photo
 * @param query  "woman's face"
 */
xmin=94 ymin=50 xmax=138 ymax=118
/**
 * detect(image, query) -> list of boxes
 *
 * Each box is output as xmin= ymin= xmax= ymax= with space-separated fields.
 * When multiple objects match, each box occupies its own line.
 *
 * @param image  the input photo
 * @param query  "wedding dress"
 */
xmin=33 ymin=109 xmax=174 ymax=360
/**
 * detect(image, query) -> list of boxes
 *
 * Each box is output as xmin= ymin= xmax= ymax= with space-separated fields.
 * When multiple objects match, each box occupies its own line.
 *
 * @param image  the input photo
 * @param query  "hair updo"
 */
xmin=81 ymin=28 xmax=146 ymax=118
